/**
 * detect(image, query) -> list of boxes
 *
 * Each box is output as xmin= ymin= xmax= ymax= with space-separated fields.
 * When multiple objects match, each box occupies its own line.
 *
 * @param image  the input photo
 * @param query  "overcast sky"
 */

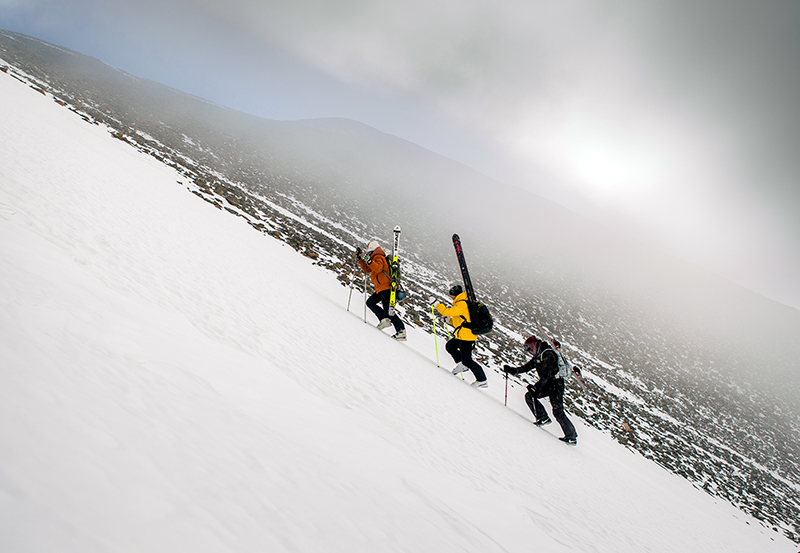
xmin=2 ymin=0 xmax=799 ymax=310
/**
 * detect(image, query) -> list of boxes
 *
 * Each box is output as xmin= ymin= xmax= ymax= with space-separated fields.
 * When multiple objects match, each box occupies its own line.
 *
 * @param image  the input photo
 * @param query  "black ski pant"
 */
xmin=366 ymin=290 xmax=405 ymax=333
xmin=445 ymin=338 xmax=487 ymax=382
xmin=525 ymin=378 xmax=577 ymax=440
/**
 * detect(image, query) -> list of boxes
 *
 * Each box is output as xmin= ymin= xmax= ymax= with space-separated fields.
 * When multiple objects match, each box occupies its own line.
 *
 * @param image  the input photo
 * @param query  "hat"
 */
xmin=523 ymin=335 xmax=539 ymax=356
xmin=365 ymin=240 xmax=379 ymax=253
xmin=448 ymin=283 xmax=463 ymax=296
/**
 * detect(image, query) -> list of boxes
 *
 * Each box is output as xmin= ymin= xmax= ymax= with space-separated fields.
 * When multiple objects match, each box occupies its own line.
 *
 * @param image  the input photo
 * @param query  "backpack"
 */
xmin=552 ymin=348 xmax=574 ymax=380
xmin=460 ymin=300 xmax=493 ymax=335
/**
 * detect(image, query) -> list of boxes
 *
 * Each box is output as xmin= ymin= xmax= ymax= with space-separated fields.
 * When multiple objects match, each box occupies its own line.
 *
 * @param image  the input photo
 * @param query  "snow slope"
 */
xmin=0 ymin=69 xmax=795 ymax=553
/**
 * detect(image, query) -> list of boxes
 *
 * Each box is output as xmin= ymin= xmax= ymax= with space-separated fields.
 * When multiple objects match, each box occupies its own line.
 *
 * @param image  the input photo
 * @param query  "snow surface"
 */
xmin=0 ymin=70 xmax=795 ymax=553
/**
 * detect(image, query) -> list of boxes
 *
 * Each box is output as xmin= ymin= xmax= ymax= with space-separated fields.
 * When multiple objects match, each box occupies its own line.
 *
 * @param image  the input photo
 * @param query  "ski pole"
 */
xmin=505 ymin=370 xmax=508 ymax=406
xmin=346 ymin=265 xmax=357 ymax=312
xmin=431 ymin=304 xmax=440 ymax=367
xmin=450 ymin=318 xmax=465 ymax=380
xmin=363 ymin=275 xmax=368 ymax=324
xmin=347 ymin=285 xmax=354 ymax=312
xmin=572 ymin=366 xmax=588 ymax=390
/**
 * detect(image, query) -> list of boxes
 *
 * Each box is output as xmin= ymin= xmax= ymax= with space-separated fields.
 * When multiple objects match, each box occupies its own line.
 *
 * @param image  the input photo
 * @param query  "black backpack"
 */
xmin=457 ymin=299 xmax=493 ymax=335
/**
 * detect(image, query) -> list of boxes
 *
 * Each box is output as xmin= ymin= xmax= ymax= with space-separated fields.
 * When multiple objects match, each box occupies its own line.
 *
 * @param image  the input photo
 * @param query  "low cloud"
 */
xmin=4 ymin=0 xmax=799 ymax=307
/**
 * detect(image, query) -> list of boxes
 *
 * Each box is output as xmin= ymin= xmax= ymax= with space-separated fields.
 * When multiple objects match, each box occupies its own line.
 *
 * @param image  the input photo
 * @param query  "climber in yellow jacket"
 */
xmin=430 ymin=284 xmax=487 ymax=388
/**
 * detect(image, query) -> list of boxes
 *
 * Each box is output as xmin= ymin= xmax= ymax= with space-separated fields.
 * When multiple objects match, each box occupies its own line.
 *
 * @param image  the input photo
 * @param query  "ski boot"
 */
xmin=377 ymin=318 xmax=392 ymax=330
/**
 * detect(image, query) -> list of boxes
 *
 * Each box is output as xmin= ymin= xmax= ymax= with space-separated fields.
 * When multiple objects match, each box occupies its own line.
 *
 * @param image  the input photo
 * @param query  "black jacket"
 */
xmin=505 ymin=344 xmax=559 ymax=389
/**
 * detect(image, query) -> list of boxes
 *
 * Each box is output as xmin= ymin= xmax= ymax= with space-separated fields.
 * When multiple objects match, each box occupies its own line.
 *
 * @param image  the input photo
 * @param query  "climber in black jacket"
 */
xmin=504 ymin=335 xmax=577 ymax=445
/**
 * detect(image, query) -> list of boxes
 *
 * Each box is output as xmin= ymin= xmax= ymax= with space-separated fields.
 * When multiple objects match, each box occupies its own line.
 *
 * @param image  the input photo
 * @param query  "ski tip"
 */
xmin=394 ymin=226 xmax=401 ymax=232
xmin=452 ymin=233 xmax=460 ymax=241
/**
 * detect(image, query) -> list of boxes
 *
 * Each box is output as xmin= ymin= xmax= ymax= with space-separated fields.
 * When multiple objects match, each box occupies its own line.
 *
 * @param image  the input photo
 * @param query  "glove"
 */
xmin=355 ymin=247 xmax=362 ymax=260
xmin=527 ymin=384 xmax=538 ymax=394
xmin=428 ymin=296 xmax=437 ymax=305
xmin=573 ymin=366 xmax=582 ymax=378
xmin=503 ymin=364 xmax=512 ymax=373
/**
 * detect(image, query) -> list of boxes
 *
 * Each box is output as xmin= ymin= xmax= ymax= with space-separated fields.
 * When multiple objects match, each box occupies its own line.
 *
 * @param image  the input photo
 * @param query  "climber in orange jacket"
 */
xmin=357 ymin=239 xmax=406 ymax=341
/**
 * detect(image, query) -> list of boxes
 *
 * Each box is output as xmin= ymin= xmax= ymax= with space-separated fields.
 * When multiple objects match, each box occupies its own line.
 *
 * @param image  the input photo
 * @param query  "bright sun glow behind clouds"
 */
xmin=565 ymin=135 xmax=662 ymax=202
xmin=507 ymin=111 xmax=668 ymax=208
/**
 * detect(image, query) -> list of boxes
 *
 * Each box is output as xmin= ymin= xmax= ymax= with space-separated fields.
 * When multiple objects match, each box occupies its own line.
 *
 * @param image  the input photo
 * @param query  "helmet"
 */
xmin=523 ymin=335 xmax=539 ymax=356
xmin=448 ymin=283 xmax=463 ymax=297
xmin=365 ymin=240 xmax=379 ymax=253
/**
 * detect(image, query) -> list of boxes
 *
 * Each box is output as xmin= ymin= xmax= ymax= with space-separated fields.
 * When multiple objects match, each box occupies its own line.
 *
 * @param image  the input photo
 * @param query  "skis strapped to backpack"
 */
xmin=452 ymin=234 xmax=493 ymax=335
xmin=388 ymin=226 xmax=401 ymax=316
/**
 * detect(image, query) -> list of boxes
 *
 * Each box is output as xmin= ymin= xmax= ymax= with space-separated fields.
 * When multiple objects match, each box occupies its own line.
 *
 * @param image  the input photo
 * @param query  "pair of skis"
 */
xmin=452 ymin=234 xmax=493 ymax=335
xmin=388 ymin=226 xmax=401 ymax=316
xmin=452 ymin=234 xmax=476 ymax=302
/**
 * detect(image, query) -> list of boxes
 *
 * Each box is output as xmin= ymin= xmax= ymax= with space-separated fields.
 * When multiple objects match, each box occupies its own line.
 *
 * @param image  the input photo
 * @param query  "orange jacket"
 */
xmin=359 ymin=246 xmax=392 ymax=293
xmin=435 ymin=292 xmax=476 ymax=341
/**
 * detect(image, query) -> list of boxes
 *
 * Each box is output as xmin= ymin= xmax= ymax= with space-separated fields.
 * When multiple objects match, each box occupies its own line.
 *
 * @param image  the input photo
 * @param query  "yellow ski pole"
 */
xmin=431 ymin=304 xmax=440 ymax=367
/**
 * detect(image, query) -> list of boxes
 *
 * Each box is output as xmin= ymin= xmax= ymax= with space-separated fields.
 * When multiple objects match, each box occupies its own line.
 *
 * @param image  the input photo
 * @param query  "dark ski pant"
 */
xmin=525 ymin=378 xmax=577 ymax=440
xmin=366 ymin=290 xmax=405 ymax=333
xmin=445 ymin=338 xmax=487 ymax=382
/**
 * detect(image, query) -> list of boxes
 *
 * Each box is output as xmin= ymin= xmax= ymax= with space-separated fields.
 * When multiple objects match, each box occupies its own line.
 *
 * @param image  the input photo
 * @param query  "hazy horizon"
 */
xmin=1 ymin=1 xmax=799 ymax=311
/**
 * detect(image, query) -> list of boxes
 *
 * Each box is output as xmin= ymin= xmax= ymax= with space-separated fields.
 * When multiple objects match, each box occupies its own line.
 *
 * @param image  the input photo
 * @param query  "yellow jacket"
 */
xmin=436 ymin=292 xmax=476 ymax=341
